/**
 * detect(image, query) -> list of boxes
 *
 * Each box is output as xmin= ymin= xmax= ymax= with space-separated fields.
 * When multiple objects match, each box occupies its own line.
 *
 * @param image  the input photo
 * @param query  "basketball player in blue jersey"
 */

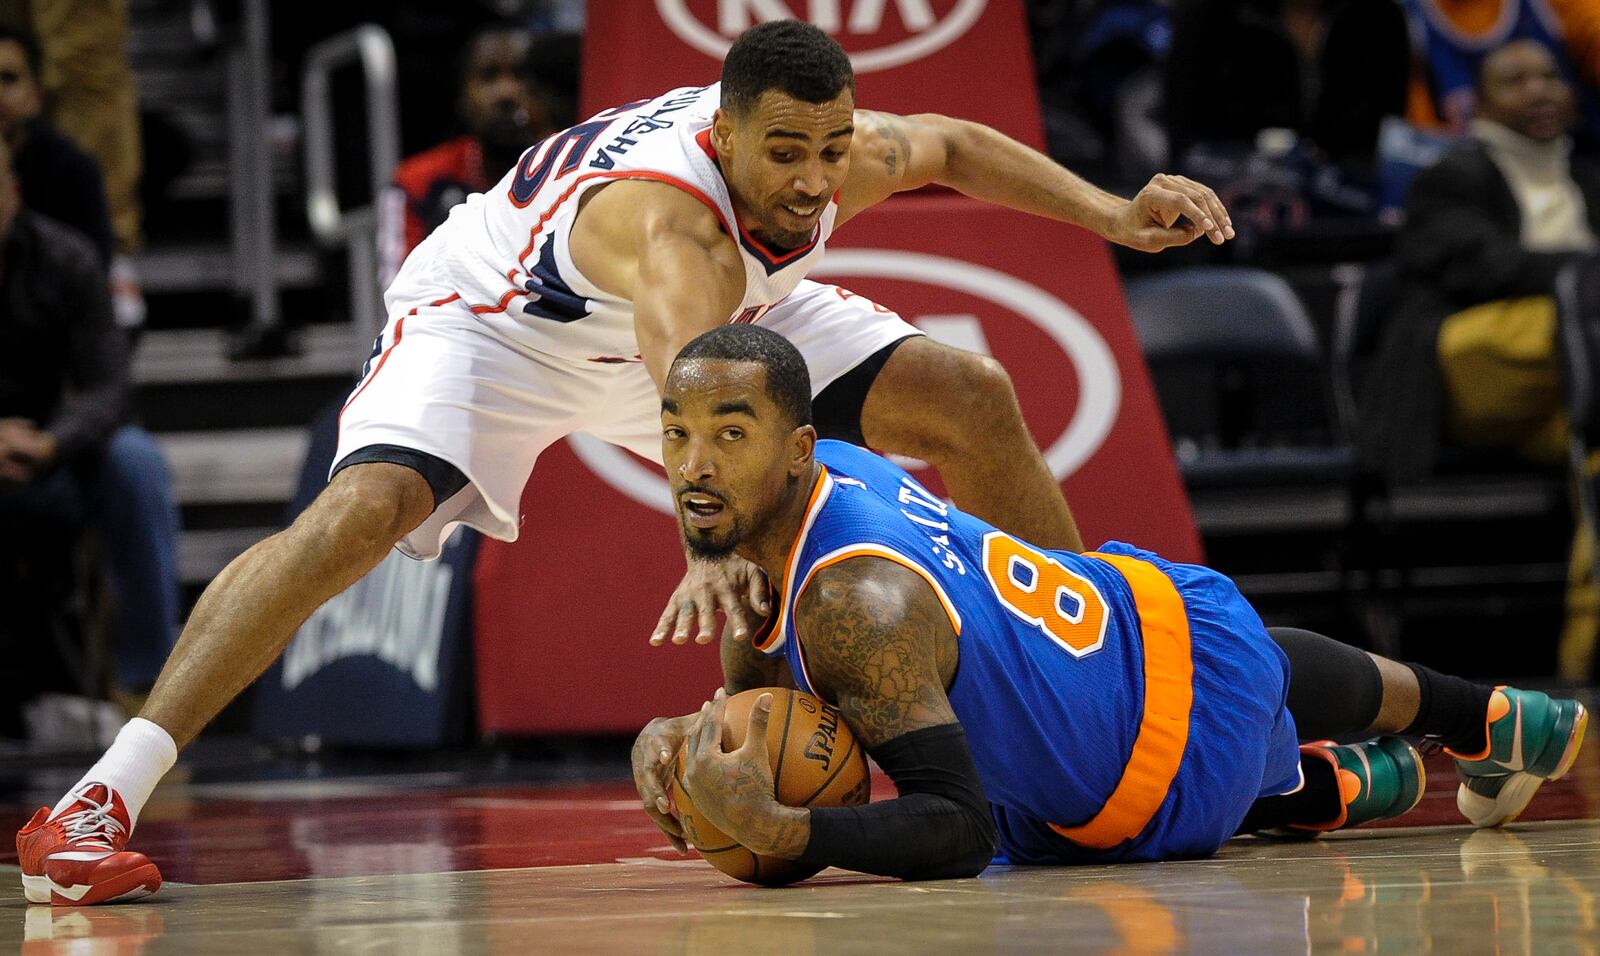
xmin=20 ymin=22 xmax=1238 ymax=904
xmin=633 ymin=326 xmax=1589 ymax=877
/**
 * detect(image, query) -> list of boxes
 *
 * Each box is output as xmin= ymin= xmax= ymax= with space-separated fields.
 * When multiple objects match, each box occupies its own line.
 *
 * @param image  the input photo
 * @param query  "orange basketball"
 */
xmin=671 ymin=687 xmax=871 ymax=886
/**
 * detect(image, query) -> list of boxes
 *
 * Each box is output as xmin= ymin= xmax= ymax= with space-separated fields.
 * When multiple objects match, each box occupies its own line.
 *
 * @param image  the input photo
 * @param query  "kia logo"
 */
xmin=569 ymin=249 xmax=1122 ymax=515
xmin=654 ymin=0 xmax=989 ymax=73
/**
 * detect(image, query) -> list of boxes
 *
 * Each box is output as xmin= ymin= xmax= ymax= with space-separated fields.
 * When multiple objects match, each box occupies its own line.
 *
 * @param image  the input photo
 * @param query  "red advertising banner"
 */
xmin=580 ymin=0 xmax=1046 ymax=150
xmin=473 ymin=198 xmax=1199 ymax=735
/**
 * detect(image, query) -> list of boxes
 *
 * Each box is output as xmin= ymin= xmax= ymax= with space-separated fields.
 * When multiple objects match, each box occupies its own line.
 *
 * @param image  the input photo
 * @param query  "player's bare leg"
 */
xmin=858 ymin=336 xmax=1084 ymax=552
xmin=143 ymin=462 xmax=434 ymax=747
xmin=16 ymin=462 xmax=434 ymax=904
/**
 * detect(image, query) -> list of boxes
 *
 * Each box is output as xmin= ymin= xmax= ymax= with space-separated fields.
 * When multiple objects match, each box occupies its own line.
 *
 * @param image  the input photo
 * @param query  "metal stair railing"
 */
xmin=300 ymin=23 xmax=401 ymax=347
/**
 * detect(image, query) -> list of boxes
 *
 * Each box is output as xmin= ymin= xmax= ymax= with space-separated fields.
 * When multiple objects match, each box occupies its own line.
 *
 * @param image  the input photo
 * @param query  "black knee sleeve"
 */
xmin=1268 ymin=627 xmax=1383 ymax=741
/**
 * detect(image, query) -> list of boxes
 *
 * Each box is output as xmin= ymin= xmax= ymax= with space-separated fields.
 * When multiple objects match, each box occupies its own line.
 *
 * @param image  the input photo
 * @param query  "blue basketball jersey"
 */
xmin=757 ymin=440 xmax=1162 ymax=834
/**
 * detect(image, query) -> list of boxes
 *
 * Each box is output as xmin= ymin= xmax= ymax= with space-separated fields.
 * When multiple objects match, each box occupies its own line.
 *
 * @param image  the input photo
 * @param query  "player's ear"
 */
xmin=711 ymin=108 xmax=735 ymax=157
xmin=788 ymin=424 xmax=816 ymax=478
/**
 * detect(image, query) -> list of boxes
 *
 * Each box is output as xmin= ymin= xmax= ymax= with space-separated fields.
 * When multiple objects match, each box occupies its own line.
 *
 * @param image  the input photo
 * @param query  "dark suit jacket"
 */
xmin=1359 ymin=142 xmax=1600 ymax=481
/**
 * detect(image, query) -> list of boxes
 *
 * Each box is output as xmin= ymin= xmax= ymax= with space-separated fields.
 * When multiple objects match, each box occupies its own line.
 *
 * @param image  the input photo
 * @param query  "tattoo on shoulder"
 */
xmin=874 ymin=115 xmax=913 ymax=178
xmin=795 ymin=560 xmax=956 ymax=748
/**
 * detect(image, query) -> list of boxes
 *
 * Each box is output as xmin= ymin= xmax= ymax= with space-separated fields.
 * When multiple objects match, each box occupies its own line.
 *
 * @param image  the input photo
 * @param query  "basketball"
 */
xmin=670 ymin=687 xmax=871 ymax=886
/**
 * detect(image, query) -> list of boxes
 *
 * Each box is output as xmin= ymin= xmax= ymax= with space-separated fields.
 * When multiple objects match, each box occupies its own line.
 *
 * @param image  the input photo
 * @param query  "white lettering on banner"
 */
xmin=281 ymin=548 xmax=455 ymax=692
xmin=567 ymin=249 xmax=1122 ymax=515
xmin=657 ymin=0 xmax=988 ymax=72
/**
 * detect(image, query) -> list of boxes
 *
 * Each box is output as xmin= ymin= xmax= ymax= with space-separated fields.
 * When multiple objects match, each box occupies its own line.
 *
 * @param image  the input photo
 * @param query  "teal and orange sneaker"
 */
xmin=1450 ymin=687 xmax=1589 ymax=828
xmin=1290 ymin=737 xmax=1427 ymax=833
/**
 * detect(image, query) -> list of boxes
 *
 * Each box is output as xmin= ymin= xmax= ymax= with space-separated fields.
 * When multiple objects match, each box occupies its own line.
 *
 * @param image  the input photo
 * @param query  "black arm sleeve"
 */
xmin=797 ymin=722 xmax=998 ymax=881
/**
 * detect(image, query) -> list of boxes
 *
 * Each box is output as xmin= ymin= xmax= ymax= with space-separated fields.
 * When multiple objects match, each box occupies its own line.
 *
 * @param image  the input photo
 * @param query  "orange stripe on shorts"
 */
xmin=1048 ymin=552 xmax=1193 ymax=850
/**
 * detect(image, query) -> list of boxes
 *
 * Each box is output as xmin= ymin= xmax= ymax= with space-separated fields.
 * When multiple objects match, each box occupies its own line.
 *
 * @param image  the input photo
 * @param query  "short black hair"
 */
xmin=720 ymin=20 xmax=854 ymax=117
xmin=670 ymin=325 xmax=813 ymax=429
xmin=0 ymin=26 xmax=42 ymax=81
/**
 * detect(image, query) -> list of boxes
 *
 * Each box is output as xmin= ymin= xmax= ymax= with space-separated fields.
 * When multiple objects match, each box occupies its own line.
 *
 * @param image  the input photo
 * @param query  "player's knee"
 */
xmin=296 ymin=464 xmax=433 ymax=559
xmin=928 ymin=352 xmax=1025 ymax=456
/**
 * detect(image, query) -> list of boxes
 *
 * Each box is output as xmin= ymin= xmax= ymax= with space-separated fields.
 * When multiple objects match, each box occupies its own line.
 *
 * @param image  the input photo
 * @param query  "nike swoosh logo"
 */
xmin=1503 ymin=699 xmax=1525 ymax=772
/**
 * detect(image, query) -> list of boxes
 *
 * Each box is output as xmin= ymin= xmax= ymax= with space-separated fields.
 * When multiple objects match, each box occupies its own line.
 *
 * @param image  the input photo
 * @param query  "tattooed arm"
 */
xmin=721 ymin=621 xmax=795 ymax=694
xmin=836 ymin=110 xmax=1233 ymax=252
xmin=680 ymin=556 xmax=997 ymax=880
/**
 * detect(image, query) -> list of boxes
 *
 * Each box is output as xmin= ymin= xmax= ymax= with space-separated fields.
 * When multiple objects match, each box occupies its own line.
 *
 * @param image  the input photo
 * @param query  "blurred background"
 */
xmin=1 ymin=0 xmax=1597 ymax=773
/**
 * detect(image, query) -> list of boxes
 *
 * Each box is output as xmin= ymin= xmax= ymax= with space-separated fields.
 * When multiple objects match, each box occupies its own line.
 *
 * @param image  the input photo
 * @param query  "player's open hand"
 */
xmin=1111 ymin=173 xmax=1234 ymax=252
xmin=651 ymin=553 xmax=770 ymax=646
xmin=631 ymin=711 xmax=700 ymax=853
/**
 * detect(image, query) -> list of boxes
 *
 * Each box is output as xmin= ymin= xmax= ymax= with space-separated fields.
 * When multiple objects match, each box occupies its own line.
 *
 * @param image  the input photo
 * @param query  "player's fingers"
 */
xmin=686 ymin=700 xmax=715 ymax=762
xmin=672 ymin=598 xmax=697 ymax=645
xmin=696 ymin=596 xmax=719 ymax=646
xmin=650 ymin=599 xmax=680 ymax=646
xmin=1164 ymin=175 xmax=1231 ymax=243
xmin=1180 ymin=177 xmax=1234 ymax=241
xmin=746 ymin=572 xmax=771 ymax=618
xmin=1152 ymin=188 xmax=1212 ymax=237
xmin=646 ymin=804 xmax=688 ymax=853
xmin=739 ymin=692 xmax=774 ymax=758
xmin=713 ymin=582 xmax=749 ymax=644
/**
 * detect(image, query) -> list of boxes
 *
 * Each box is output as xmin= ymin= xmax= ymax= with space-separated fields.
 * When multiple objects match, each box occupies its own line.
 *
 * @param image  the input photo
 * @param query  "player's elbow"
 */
xmin=902 ymin=813 xmax=998 ymax=882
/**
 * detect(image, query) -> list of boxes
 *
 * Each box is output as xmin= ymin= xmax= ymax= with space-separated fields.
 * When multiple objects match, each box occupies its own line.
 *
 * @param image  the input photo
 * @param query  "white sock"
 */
xmin=53 ymin=718 xmax=178 ymax=829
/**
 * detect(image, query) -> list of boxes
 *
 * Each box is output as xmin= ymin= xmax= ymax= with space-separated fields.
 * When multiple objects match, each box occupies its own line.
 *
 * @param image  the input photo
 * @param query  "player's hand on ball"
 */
xmin=651 ymin=553 xmax=770 ymax=646
xmin=681 ymin=689 xmax=806 ymax=858
xmin=1112 ymin=173 xmax=1234 ymax=252
xmin=632 ymin=711 xmax=700 ymax=853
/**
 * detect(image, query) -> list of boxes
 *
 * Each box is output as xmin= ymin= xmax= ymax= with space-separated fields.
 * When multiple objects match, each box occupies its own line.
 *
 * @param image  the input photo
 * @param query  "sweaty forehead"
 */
xmin=666 ymin=359 xmax=769 ymax=407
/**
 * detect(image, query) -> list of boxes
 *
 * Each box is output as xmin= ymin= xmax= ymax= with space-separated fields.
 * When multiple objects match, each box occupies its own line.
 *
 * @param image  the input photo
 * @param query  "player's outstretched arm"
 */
xmin=681 ymin=557 xmax=998 ymax=880
xmin=566 ymin=179 xmax=745 ymax=389
xmin=836 ymin=110 xmax=1234 ymax=253
xmin=571 ymin=180 xmax=773 ymax=646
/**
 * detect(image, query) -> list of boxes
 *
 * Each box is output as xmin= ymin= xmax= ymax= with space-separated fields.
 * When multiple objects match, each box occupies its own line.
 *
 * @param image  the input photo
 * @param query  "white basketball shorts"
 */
xmin=335 ymin=280 xmax=921 ymax=559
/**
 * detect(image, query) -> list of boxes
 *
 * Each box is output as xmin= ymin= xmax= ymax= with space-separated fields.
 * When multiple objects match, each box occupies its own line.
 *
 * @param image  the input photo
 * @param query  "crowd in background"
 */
xmin=2 ymin=0 xmax=1599 ymax=742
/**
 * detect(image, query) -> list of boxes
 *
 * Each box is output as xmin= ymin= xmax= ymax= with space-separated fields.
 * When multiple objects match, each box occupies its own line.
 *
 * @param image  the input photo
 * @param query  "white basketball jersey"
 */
xmin=385 ymin=83 xmax=839 ymax=363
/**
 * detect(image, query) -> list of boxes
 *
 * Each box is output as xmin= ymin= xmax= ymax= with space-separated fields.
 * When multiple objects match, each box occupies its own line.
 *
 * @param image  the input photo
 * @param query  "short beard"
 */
xmin=682 ymin=519 xmax=741 ymax=559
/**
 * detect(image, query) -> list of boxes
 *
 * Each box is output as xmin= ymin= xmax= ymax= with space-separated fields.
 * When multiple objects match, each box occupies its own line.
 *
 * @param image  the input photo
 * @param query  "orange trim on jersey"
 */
xmin=340 ymin=293 xmax=461 ymax=418
xmin=1048 ymin=552 xmax=1193 ymax=850
xmin=754 ymin=466 xmax=832 ymax=654
xmin=466 ymin=169 xmax=735 ymax=318
xmin=796 ymin=545 xmax=964 ymax=637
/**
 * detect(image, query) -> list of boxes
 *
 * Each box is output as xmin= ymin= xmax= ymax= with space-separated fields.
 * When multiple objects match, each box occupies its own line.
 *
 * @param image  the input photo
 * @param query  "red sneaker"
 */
xmin=16 ymin=784 xmax=161 ymax=905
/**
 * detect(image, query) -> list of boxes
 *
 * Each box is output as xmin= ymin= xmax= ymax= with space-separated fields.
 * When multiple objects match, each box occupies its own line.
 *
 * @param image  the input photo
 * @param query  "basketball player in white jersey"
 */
xmin=16 ymin=21 xmax=1234 ymax=905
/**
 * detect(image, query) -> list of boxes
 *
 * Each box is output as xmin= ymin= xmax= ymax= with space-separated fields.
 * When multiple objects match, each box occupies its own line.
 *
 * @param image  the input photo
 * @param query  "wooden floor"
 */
xmin=2 ymin=735 xmax=1596 ymax=954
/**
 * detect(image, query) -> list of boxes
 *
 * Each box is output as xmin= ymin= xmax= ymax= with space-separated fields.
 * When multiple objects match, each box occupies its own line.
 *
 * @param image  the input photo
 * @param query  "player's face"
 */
xmin=0 ymin=41 xmax=43 ymax=143
xmin=662 ymin=360 xmax=811 ymax=558
xmin=460 ymin=34 xmax=547 ymax=155
xmin=713 ymin=89 xmax=854 ymax=251
xmin=1478 ymin=41 xmax=1574 ymax=143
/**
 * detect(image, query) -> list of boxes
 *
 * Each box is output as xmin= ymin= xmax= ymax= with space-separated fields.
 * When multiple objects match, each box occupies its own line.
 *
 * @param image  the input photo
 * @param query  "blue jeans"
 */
xmin=86 ymin=426 xmax=180 ymax=691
